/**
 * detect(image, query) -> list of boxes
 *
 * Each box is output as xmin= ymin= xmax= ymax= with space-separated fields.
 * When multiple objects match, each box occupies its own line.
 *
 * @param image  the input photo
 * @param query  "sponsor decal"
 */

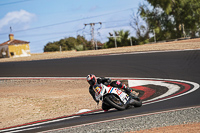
xmin=108 ymin=87 xmax=114 ymax=93
xmin=95 ymin=87 xmax=101 ymax=94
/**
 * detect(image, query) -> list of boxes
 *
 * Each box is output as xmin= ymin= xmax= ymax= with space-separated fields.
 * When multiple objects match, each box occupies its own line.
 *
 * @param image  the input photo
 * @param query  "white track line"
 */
xmin=129 ymin=80 xmax=180 ymax=102
xmin=0 ymin=116 xmax=80 ymax=133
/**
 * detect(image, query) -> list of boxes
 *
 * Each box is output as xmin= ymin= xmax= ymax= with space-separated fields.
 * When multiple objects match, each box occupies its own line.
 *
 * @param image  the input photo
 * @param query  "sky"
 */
xmin=0 ymin=0 xmax=146 ymax=53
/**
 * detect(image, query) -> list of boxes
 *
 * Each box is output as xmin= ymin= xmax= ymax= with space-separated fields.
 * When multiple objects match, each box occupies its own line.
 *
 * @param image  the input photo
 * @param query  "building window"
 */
xmin=10 ymin=52 xmax=14 ymax=56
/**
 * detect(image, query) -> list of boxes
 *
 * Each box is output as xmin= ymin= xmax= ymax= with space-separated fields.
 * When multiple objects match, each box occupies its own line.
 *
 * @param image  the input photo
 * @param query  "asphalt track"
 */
xmin=0 ymin=49 xmax=200 ymax=132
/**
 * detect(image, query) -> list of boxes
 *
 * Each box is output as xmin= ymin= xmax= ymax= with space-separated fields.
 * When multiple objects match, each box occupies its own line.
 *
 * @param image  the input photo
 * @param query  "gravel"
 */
xmin=47 ymin=106 xmax=200 ymax=133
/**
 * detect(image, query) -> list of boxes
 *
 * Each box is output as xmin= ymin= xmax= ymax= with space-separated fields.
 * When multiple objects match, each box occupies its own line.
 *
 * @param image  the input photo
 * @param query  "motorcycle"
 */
xmin=94 ymin=84 xmax=142 ymax=111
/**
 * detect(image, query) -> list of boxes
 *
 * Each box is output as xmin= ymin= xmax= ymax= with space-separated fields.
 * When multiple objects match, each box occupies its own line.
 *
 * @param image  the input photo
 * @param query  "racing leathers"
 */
xmin=89 ymin=77 xmax=135 ymax=110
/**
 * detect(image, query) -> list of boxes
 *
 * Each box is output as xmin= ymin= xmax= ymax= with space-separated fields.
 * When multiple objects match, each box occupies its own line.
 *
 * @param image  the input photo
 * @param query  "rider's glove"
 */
xmin=107 ymin=78 xmax=111 ymax=83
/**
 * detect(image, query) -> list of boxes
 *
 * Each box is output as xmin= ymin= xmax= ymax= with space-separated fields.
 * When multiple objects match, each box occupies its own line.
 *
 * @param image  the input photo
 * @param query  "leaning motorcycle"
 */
xmin=94 ymin=84 xmax=142 ymax=111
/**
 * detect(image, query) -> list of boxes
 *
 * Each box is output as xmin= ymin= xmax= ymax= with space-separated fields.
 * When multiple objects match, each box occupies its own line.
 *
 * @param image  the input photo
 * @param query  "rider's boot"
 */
xmin=128 ymin=98 xmax=142 ymax=107
xmin=128 ymin=99 xmax=136 ymax=105
xmin=122 ymin=85 xmax=142 ymax=107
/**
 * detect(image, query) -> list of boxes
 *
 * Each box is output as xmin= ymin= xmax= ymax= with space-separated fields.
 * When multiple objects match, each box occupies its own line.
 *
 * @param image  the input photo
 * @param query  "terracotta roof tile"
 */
xmin=0 ymin=39 xmax=29 ymax=46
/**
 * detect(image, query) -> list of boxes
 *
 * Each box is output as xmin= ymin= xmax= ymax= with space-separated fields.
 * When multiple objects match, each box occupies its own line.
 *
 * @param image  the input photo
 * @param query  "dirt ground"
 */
xmin=127 ymin=123 xmax=200 ymax=133
xmin=0 ymin=38 xmax=200 ymax=131
xmin=0 ymin=79 xmax=99 ymax=129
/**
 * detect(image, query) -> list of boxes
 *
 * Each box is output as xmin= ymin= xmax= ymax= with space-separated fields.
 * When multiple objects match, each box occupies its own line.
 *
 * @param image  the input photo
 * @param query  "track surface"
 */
xmin=0 ymin=50 xmax=200 ymax=132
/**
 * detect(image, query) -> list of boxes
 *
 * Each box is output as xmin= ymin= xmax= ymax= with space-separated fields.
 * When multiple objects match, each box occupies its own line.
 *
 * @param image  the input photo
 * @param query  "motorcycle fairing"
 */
xmin=95 ymin=84 xmax=130 ymax=104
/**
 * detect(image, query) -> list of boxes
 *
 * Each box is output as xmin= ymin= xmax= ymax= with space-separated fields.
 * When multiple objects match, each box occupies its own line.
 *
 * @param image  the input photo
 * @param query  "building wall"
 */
xmin=8 ymin=44 xmax=31 ymax=57
xmin=0 ymin=45 xmax=9 ymax=58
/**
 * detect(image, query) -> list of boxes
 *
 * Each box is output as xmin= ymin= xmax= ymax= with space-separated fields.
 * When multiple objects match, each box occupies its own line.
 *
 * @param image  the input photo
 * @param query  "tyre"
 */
xmin=133 ymin=98 xmax=142 ymax=107
xmin=134 ymin=99 xmax=142 ymax=107
xmin=104 ymin=95 xmax=126 ymax=111
xmin=129 ymin=93 xmax=142 ymax=107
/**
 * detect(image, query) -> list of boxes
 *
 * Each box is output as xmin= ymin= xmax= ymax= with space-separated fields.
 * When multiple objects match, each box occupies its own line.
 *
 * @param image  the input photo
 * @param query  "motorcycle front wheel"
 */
xmin=130 ymin=94 xmax=142 ymax=107
xmin=104 ymin=95 xmax=126 ymax=111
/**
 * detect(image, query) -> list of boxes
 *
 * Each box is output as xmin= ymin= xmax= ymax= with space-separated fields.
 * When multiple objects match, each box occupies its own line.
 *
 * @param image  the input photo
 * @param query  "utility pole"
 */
xmin=182 ymin=24 xmax=186 ymax=38
xmin=95 ymin=39 xmax=98 ymax=50
xmin=109 ymin=31 xmax=120 ymax=48
xmin=84 ymin=22 xmax=102 ymax=50
xmin=130 ymin=37 xmax=133 ymax=46
xmin=60 ymin=45 xmax=62 ymax=53
xmin=153 ymin=29 xmax=156 ymax=43
xmin=90 ymin=23 xmax=95 ymax=49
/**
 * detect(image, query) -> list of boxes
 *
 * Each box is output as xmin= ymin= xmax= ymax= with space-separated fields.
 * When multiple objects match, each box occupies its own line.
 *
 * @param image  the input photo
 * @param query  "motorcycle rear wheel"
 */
xmin=104 ymin=95 xmax=126 ymax=111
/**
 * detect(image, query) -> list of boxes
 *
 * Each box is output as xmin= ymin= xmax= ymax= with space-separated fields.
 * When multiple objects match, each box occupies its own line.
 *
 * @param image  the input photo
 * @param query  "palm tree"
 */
xmin=106 ymin=30 xmax=131 ymax=48
xmin=117 ymin=30 xmax=130 ymax=46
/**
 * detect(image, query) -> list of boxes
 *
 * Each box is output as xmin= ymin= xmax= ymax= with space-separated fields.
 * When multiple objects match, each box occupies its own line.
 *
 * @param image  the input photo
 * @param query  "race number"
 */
xmin=115 ymin=88 xmax=122 ymax=96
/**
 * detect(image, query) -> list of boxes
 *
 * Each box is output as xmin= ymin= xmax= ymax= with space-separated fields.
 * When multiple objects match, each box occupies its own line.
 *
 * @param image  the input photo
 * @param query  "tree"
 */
xmin=65 ymin=37 xmax=78 ymax=50
xmin=76 ymin=35 xmax=92 ymax=50
xmin=138 ymin=4 xmax=176 ymax=41
xmin=44 ymin=42 xmax=59 ymax=52
xmin=130 ymin=13 xmax=150 ymax=44
xmin=106 ymin=30 xmax=133 ymax=48
xmin=118 ymin=30 xmax=131 ymax=46
xmin=43 ymin=35 xmax=93 ymax=52
xmin=139 ymin=0 xmax=200 ymax=38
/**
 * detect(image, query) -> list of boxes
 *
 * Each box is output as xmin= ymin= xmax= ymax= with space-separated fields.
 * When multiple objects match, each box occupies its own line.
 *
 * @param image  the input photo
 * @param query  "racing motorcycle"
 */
xmin=95 ymin=84 xmax=142 ymax=111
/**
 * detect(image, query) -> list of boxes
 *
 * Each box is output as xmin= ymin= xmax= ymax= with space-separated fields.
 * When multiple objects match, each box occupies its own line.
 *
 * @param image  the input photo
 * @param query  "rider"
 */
xmin=87 ymin=74 xmax=137 ymax=111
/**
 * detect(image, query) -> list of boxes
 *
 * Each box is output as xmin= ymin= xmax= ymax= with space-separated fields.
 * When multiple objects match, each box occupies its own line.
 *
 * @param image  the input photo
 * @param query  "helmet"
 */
xmin=87 ymin=74 xmax=97 ymax=86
